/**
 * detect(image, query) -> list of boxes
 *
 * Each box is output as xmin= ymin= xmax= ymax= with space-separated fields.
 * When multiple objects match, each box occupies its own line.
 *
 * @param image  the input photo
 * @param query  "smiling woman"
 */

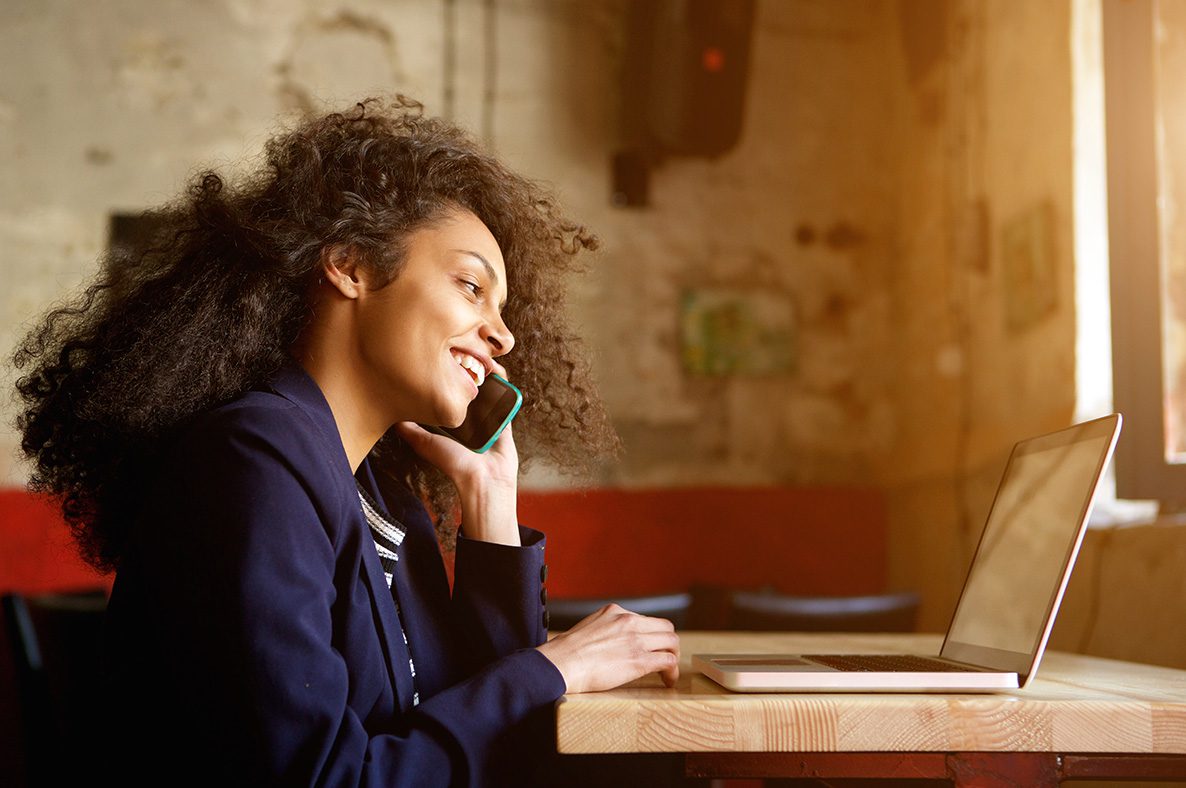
xmin=9 ymin=98 xmax=678 ymax=786
xmin=310 ymin=210 xmax=516 ymax=441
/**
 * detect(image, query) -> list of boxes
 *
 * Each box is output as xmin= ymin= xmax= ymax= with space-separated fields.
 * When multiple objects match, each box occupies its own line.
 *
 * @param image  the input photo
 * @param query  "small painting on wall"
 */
xmin=680 ymin=287 xmax=796 ymax=376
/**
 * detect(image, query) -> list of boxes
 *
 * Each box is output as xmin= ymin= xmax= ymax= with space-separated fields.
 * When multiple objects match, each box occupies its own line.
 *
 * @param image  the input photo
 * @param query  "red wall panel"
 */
xmin=0 ymin=490 xmax=109 ymax=594
xmin=518 ymin=486 xmax=886 ymax=598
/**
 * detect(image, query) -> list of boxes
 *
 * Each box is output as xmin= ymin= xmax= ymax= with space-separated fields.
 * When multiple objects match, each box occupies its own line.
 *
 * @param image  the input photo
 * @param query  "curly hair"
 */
xmin=12 ymin=97 xmax=618 ymax=573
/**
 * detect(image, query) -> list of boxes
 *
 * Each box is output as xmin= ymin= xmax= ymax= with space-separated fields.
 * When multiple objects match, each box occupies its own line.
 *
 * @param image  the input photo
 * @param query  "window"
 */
xmin=1099 ymin=0 xmax=1186 ymax=509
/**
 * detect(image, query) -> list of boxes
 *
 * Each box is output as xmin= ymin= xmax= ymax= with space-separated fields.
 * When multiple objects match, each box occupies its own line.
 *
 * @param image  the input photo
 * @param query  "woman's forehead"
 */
xmin=418 ymin=209 xmax=505 ymax=270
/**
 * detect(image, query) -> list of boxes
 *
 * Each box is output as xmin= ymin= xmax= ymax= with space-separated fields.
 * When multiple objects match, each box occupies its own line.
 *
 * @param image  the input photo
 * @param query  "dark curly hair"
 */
xmin=12 ymin=97 xmax=618 ymax=573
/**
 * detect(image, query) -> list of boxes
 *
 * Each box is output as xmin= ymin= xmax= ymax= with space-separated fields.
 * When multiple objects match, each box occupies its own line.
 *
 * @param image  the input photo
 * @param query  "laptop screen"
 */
xmin=942 ymin=415 xmax=1119 ymax=674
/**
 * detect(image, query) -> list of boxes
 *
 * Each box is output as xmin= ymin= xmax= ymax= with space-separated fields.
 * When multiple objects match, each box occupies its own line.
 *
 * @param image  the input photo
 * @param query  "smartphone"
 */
xmin=424 ymin=374 xmax=523 ymax=453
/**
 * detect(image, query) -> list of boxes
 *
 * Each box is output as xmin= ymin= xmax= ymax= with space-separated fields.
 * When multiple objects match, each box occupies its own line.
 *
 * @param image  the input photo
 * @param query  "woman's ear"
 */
xmin=320 ymin=246 xmax=362 ymax=299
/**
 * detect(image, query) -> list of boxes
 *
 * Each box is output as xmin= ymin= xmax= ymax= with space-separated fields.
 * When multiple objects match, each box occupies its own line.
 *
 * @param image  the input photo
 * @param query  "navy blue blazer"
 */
xmin=103 ymin=365 xmax=565 ymax=786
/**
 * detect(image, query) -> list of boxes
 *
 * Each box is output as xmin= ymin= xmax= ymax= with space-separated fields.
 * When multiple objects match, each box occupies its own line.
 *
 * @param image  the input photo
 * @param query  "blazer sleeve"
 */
xmin=450 ymin=526 xmax=550 ymax=662
xmin=130 ymin=404 xmax=563 ymax=787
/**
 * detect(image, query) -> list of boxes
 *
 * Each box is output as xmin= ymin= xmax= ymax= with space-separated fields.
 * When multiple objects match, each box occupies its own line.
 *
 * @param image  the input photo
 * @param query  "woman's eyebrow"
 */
xmin=456 ymin=250 xmax=507 ymax=309
xmin=456 ymin=250 xmax=499 ymax=287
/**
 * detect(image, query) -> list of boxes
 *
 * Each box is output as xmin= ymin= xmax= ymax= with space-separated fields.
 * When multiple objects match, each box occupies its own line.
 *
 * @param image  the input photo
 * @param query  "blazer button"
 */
xmin=540 ymin=564 xmax=549 ymax=583
xmin=539 ymin=587 xmax=548 ymax=605
xmin=542 ymin=610 xmax=550 ymax=630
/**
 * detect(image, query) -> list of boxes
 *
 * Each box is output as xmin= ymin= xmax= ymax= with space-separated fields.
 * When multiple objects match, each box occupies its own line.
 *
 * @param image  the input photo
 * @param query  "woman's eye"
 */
xmin=461 ymin=279 xmax=482 ymax=296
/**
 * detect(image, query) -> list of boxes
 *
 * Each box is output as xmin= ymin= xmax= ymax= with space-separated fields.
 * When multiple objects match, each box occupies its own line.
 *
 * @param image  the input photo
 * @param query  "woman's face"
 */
xmin=354 ymin=208 xmax=515 ymax=428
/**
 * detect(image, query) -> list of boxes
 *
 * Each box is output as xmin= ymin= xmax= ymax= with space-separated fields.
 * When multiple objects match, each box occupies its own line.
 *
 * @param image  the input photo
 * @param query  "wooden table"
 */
xmin=555 ymin=632 xmax=1186 ymax=785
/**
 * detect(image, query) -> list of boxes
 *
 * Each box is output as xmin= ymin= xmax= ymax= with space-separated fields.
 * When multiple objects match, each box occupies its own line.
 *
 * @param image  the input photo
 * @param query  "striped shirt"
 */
xmin=356 ymin=482 xmax=419 ymax=706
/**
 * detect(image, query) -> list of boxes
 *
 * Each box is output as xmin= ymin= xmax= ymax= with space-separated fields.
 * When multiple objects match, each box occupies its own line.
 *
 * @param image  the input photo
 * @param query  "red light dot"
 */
xmin=702 ymin=46 xmax=725 ymax=73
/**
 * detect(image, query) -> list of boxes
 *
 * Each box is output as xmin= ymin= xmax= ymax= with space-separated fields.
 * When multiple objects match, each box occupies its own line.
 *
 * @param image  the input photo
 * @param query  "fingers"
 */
xmin=584 ymin=603 xmax=676 ymax=630
xmin=486 ymin=419 xmax=516 ymax=459
xmin=397 ymin=413 xmax=517 ymax=466
xmin=589 ymin=610 xmax=681 ymax=681
xmin=395 ymin=420 xmax=516 ymax=479
xmin=632 ymin=613 xmax=677 ymax=634
xmin=660 ymin=659 xmax=680 ymax=688
xmin=394 ymin=420 xmax=430 ymax=443
xmin=632 ymin=642 xmax=680 ymax=688
xmin=631 ymin=634 xmax=681 ymax=688
xmin=395 ymin=421 xmax=450 ymax=455
xmin=635 ymin=630 xmax=679 ymax=651
xmin=621 ymin=615 xmax=679 ymax=689
xmin=539 ymin=603 xmax=682 ymax=693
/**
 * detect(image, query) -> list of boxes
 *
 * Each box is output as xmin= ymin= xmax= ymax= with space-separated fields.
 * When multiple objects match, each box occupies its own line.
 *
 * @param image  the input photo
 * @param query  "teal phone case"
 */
xmin=424 ymin=374 xmax=522 ymax=453
xmin=470 ymin=374 xmax=522 ymax=454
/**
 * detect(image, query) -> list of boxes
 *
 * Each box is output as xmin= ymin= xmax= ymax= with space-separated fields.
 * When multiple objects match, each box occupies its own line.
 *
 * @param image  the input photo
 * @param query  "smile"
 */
xmin=451 ymin=350 xmax=487 ymax=387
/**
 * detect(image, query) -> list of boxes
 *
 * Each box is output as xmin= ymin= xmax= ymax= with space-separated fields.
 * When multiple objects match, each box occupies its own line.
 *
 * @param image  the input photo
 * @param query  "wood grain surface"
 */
xmin=555 ymin=632 xmax=1186 ymax=755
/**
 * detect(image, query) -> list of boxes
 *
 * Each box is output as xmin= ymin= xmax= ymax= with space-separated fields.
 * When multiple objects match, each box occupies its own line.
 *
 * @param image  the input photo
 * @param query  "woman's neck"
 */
xmin=292 ymin=309 xmax=390 ymax=474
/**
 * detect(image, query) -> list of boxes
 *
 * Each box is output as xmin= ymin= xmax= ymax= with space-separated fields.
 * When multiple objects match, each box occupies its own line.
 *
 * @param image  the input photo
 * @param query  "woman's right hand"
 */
xmin=535 ymin=604 xmax=680 ymax=694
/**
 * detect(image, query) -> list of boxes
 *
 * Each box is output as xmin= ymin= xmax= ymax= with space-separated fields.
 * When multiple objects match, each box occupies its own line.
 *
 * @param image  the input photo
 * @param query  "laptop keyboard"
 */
xmin=802 ymin=654 xmax=980 ymax=672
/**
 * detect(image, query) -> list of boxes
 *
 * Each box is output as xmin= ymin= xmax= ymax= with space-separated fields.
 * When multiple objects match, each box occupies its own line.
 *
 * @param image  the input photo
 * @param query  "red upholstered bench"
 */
xmin=518 ymin=486 xmax=887 ymax=598
xmin=0 ymin=490 xmax=109 ymax=595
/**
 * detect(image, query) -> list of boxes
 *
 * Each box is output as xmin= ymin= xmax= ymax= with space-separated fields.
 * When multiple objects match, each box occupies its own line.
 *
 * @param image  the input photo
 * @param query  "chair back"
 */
xmin=2 ymin=590 xmax=108 ymax=786
xmin=547 ymin=592 xmax=692 ymax=632
xmin=726 ymin=589 xmax=920 ymax=633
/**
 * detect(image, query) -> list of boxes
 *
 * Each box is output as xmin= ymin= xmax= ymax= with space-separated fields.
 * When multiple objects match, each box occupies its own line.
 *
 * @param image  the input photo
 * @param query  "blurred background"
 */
xmin=2 ymin=0 xmax=1186 ymax=778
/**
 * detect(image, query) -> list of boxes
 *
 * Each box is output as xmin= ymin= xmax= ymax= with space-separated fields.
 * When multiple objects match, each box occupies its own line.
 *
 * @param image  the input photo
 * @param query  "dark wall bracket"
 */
xmin=613 ymin=0 xmax=756 ymax=208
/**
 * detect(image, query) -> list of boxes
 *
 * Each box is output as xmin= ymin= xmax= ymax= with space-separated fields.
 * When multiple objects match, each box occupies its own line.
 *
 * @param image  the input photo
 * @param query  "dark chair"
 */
xmin=2 ymin=589 xmax=108 ymax=787
xmin=726 ymin=589 xmax=921 ymax=633
xmin=547 ymin=592 xmax=692 ymax=631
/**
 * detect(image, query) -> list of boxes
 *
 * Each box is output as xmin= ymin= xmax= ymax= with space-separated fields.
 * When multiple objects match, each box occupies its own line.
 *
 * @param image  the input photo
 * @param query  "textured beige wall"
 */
xmin=1052 ymin=521 xmax=1186 ymax=670
xmin=882 ymin=0 xmax=1080 ymax=631
xmin=0 ymin=0 xmax=446 ymax=482
xmin=581 ymin=0 xmax=902 ymax=488
xmin=0 ymin=0 xmax=902 ymax=490
xmin=884 ymin=0 xmax=1186 ymax=672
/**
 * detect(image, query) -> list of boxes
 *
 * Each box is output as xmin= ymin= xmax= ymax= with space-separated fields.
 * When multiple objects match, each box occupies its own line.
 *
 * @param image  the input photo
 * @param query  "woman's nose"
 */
xmin=482 ymin=315 xmax=515 ymax=357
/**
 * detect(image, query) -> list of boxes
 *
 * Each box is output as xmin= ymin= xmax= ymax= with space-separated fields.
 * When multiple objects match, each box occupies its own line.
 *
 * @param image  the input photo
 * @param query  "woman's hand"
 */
xmin=395 ymin=418 xmax=520 ymax=546
xmin=536 ymin=604 xmax=681 ymax=694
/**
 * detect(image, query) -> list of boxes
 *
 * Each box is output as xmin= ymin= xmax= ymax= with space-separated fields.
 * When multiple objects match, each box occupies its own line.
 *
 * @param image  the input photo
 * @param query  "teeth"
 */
xmin=454 ymin=352 xmax=485 ymax=387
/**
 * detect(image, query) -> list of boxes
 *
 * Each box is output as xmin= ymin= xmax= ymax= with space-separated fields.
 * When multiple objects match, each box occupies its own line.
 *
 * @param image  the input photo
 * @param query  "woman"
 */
xmin=12 ymin=98 xmax=679 ymax=786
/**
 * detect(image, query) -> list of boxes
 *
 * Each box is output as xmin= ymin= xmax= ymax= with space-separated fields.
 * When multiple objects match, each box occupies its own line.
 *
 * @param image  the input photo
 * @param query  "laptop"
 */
xmin=693 ymin=413 xmax=1122 ymax=693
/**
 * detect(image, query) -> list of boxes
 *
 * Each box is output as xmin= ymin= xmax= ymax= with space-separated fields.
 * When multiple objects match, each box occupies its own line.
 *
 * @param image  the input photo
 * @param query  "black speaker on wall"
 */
xmin=614 ymin=0 xmax=756 ymax=206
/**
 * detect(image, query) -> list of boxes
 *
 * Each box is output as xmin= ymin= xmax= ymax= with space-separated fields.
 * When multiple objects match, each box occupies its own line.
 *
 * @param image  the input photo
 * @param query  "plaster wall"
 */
xmin=0 ymin=0 xmax=901 ymax=491
xmin=0 ymin=0 xmax=449 ymax=486
xmin=883 ymin=0 xmax=1079 ymax=631
xmin=1051 ymin=521 xmax=1186 ymax=670
xmin=887 ymin=0 xmax=1186 ymax=673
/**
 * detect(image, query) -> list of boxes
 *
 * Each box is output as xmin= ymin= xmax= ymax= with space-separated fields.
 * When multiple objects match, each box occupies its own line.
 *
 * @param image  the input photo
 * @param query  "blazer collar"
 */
xmin=264 ymin=362 xmax=419 ymax=711
xmin=264 ymin=363 xmax=355 ymax=478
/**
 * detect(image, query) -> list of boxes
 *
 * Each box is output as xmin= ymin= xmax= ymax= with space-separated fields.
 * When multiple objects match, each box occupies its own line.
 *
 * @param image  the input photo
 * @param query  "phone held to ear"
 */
xmin=423 ymin=374 xmax=523 ymax=453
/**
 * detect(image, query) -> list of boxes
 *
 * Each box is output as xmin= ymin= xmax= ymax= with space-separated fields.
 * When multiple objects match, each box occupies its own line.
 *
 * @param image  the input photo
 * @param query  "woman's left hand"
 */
xmin=536 ymin=604 xmax=680 ymax=693
xmin=394 ymin=416 xmax=520 ymax=547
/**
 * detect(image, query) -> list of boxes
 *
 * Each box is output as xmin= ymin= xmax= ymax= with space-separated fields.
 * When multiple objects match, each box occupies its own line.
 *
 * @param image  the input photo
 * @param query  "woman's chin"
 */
xmin=437 ymin=404 xmax=467 ymax=429
xmin=423 ymin=390 xmax=471 ymax=429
